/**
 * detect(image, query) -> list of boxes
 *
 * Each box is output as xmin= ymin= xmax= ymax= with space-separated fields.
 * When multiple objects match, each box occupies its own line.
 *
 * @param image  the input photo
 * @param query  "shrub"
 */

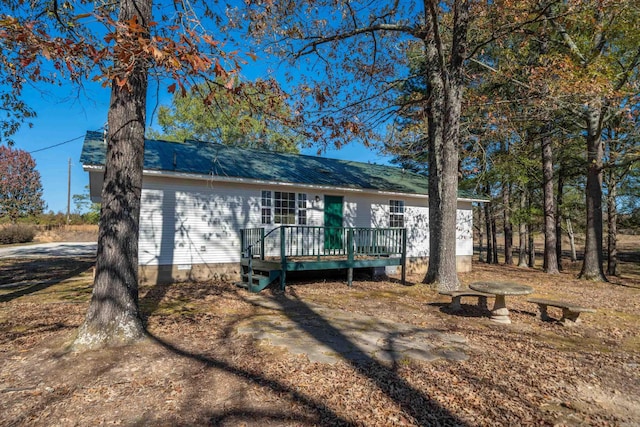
xmin=0 ymin=223 xmax=36 ymax=244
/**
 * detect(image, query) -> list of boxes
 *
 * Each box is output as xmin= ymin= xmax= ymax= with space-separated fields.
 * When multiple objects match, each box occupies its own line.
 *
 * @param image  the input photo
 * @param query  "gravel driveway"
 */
xmin=0 ymin=242 xmax=97 ymax=258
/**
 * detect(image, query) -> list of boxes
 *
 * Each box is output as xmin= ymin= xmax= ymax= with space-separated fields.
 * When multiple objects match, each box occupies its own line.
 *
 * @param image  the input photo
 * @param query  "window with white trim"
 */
xmin=274 ymin=191 xmax=296 ymax=224
xmin=297 ymin=193 xmax=308 ymax=225
xmin=389 ymin=200 xmax=405 ymax=228
xmin=261 ymin=190 xmax=272 ymax=224
xmin=261 ymin=191 xmax=309 ymax=225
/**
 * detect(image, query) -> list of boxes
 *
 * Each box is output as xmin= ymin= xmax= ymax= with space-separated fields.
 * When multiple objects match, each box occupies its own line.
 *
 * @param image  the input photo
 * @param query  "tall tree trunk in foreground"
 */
xmin=74 ymin=0 xmax=151 ymax=349
xmin=579 ymin=106 xmax=607 ymax=281
xmin=555 ymin=166 xmax=565 ymax=271
xmin=422 ymin=0 xmax=470 ymax=291
xmin=541 ymin=129 xmax=559 ymax=274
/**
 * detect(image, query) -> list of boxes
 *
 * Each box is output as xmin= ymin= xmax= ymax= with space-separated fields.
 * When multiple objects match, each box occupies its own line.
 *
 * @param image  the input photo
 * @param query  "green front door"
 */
xmin=324 ymin=195 xmax=344 ymax=250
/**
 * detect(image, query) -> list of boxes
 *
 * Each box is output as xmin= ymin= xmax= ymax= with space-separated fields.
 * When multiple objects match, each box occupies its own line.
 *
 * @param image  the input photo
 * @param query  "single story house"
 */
xmin=81 ymin=130 xmax=483 ymax=284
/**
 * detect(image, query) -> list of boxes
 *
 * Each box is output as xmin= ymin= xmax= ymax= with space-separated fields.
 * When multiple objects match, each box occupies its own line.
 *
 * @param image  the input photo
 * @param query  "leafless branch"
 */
xmin=293 ymin=23 xmax=419 ymax=59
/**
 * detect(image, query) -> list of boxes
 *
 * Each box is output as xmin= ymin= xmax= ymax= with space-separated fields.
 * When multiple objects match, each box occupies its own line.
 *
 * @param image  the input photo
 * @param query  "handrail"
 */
xmin=240 ymin=226 xmax=406 ymax=259
xmin=240 ymin=226 xmax=281 ymax=259
xmin=239 ymin=225 xmax=408 ymax=288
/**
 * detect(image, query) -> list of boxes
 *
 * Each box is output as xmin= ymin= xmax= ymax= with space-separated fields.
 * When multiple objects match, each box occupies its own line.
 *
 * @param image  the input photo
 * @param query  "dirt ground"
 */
xmin=33 ymin=225 xmax=98 ymax=243
xmin=1 ymin=240 xmax=639 ymax=426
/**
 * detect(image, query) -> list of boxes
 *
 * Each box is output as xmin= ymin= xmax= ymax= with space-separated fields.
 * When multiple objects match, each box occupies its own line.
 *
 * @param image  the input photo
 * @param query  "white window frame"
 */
xmin=274 ymin=191 xmax=296 ymax=224
xmin=261 ymin=190 xmax=272 ymax=224
xmin=297 ymin=193 xmax=308 ymax=225
xmin=389 ymin=199 xmax=405 ymax=228
xmin=261 ymin=190 xmax=309 ymax=225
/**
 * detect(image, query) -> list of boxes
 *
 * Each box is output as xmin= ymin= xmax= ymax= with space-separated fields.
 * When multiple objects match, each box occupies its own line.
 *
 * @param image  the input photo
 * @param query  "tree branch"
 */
xmin=543 ymin=7 xmax=587 ymax=65
xmin=293 ymin=23 xmax=419 ymax=59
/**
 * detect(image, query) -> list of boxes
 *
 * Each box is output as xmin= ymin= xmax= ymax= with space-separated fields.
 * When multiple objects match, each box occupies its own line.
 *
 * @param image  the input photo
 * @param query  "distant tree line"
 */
xmin=385 ymin=1 xmax=640 ymax=279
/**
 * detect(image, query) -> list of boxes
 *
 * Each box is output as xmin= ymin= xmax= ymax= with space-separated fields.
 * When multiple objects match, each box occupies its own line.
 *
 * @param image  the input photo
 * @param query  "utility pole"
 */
xmin=67 ymin=158 xmax=71 ymax=225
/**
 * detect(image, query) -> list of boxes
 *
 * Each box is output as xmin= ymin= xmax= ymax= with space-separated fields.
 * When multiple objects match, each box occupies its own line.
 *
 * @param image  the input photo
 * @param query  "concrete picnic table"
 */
xmin=469 ymin=281 xmax=534 ymax=324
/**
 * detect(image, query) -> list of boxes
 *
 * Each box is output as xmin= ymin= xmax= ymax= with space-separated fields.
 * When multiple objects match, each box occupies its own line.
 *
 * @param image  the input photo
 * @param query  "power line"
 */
xmin=28 ymin=134 xmax=86 ymax=154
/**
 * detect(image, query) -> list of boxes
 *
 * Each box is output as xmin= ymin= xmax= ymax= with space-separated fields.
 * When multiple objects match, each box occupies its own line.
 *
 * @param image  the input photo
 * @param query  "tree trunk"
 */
xmin=527 ymin=191 xmax=535 ymax=268
xmin=518 ymin=190 xmax=528 ymax=267
xmin=484 ymin=199 xmax=493 ymax=264
xmin=491 ymin=215 xmax=498 ymax=264
xmin=555 ymin=165 xmax=565 ymax=271
xmin=606 ymin=171 xmax=619 ymax=276
xmin=422 ymin=1 xmax=470 ymax=291
xmin=423 ymin=83 xmax=461 ymax=289
xmin=528 ymin=226 xmax=535 ymax=268
xmin=567 ymin=218 xmax=577 ymax=262
xmin=503 ymin=182 xmax=513 ymax=265
xmin=542 ymin=128 xmax=559 ymax=273
xmin=579 ymin=106 xmax=607 ymax=281
xmin=74 ymin=0 xmax=151 ymax=349
xmin=477 ymin=204 xmax=484 ymax=262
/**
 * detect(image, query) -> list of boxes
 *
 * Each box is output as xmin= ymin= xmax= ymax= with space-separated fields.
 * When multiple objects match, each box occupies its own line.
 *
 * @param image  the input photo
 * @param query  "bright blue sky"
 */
xmin=12 ymin=74 xmax=393 ymax=214
xmin=7 ymin=1 xmax=405 ymax=214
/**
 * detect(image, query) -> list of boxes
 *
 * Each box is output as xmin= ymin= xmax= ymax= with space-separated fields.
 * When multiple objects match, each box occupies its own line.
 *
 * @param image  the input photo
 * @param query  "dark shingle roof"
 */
xmin=80 ymin=130 xmax=481 ymax=199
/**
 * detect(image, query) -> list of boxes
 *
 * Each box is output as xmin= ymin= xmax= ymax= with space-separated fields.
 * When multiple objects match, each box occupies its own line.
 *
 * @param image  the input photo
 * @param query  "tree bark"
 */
xmin=555 ymin=165 xmax=565 ymax=271
xmin=541 ymin=128 xmax=559 ymax=273
xmin=502 ymin=182 xmax=513 ymax=265
xmin=567 ymin=218 xmax=577 ymax=262
xmin=422 ymin=0 xmax=470 ymax=291
xmin=528 ymin=226 xmax=535 ymax=268
xmin=423 ymin=80 xmax=461 ymax=289
xmin=606 ymin=170 xmax=619 ymax=276
xmin=484 ymin=198 xmax=493 ymax=264
xmin=518 ymin=190 xmax=528 ymax=267
xmin=527 ymin=190 xmax=535 ymax=268
xmin=74 ymin=0 xmax=151 ymax=349
xmin=579 ymin=105 xmax=607 ymax=281
xmin=477 ymin=203 xmax=484 ymax=262
xmin=491 ymin=215 xmax=498 ymax=264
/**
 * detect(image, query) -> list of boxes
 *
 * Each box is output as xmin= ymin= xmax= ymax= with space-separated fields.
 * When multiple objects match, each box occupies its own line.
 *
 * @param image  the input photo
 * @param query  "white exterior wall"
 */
xmin=139 ymin=176 xmax=256 ymax=267
xmin=134 ymin=174 xmax=474 ymax=267
xmin=456 ymin=202 xmax=474 ymax=256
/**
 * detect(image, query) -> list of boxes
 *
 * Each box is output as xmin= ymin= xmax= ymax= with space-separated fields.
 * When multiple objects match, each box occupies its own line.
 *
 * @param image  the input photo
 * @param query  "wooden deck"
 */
xmin=238 ymin=226 xmax=407 ymax=292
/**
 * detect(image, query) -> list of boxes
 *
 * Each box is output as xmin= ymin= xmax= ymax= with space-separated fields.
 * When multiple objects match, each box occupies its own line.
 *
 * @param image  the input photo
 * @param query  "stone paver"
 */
xmin=236 ymin=295 xmax=469 ymax=365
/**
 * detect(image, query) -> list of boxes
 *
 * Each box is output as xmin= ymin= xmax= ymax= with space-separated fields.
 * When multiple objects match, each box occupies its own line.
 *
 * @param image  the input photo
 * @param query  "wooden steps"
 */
xmin=235 ymin=266 xmax=281 ymax=293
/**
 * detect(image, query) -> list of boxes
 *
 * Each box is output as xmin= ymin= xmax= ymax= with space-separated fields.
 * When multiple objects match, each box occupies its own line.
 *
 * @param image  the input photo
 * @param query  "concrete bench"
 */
xmin=440 ymin=290 xmax=495 ymax=311
xmin=527 ymin=298 xmax=596 ymax=325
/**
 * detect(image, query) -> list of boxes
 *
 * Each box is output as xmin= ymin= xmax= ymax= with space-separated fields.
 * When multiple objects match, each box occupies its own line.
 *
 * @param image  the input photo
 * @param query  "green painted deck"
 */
xmin=237 ymin=226 xmax=407 ymax=292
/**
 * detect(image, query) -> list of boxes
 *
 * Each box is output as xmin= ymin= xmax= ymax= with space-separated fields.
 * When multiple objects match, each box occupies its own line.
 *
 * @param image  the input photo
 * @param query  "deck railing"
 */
xmin=240 ymin=227 xmax=265 ymax=259
xmin=240 ymin=225 xmax=407 ymax=289
xmin=240 ymin=226 xmax=406 ymax=260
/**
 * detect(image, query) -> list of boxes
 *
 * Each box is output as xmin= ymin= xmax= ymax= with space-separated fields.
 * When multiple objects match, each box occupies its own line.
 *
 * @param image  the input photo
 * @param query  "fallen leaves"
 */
xmin=1 ymin=257 xmax=640 ymax=425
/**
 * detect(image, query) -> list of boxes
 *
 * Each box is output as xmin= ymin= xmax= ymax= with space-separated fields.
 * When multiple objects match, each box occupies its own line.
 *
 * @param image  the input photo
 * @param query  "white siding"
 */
xmin=405 ymin=202 xmax=430 ymax=258
xmin=139 ymin=177 xmax=258 ymax=266
xmin=137 ymin=175 xmax=475 ymax=266
xmin=456 ymin=202 xmax=474 ymax=256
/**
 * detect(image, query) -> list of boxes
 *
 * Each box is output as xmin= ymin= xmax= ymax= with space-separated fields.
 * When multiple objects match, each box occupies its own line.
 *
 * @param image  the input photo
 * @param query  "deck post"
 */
xmin=347 ymin=228 xmax=354 ymax=287
xmin=260 ymin=228 xmax=265 ymax=260
xmin=247 ymin=245 xmax=254 ymax=292
xmin=401 ymin=228 xmax=407 ymax=285
xmin=280 ymin=226 xmax=286 ymax=290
